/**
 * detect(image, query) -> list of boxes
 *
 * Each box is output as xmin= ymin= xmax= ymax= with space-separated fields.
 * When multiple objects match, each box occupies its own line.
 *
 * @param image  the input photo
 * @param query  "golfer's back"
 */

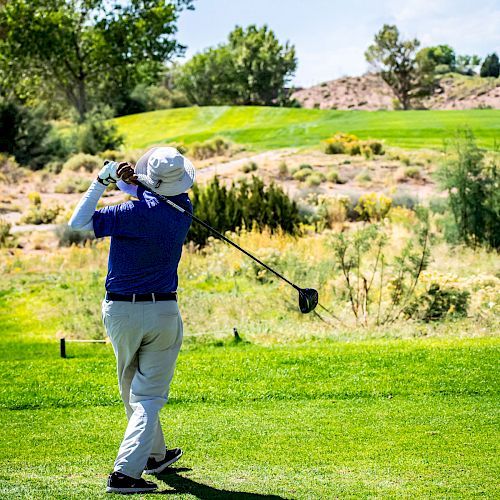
xmin=92 ymin=187 xmax=192 ymax=294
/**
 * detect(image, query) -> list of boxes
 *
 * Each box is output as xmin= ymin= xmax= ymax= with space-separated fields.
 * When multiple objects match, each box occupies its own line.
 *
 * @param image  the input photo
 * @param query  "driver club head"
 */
xmin=298 ymin=288 xmax=319 ymax=314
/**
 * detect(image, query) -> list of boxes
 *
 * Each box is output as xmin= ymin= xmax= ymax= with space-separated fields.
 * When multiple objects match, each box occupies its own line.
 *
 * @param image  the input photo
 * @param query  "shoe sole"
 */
xmin=144 ymin=450 xmax=183 ymax=475
xmin=106 ymin=486 xmax=157 ymax=494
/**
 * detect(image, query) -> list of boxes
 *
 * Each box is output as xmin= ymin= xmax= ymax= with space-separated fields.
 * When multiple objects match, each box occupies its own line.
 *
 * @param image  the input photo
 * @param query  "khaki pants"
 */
xmin=102 ymin=298 xmax=183 ymax=479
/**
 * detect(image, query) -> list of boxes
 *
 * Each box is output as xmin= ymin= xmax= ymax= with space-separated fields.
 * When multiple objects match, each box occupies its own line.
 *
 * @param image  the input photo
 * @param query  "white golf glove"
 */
xmin=97 ymin=160 xmax=119 ymax=186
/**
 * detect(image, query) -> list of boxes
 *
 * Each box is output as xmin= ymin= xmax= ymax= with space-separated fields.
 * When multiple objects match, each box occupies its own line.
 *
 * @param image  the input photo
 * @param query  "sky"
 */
xmin=175 ymin=0 xmax=500 ymax=87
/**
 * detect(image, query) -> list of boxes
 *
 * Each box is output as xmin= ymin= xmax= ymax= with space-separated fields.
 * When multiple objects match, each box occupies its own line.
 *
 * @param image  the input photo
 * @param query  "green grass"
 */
xmin=114 ymin=106 xmax=500 ymax=151
xmin=1 ymin=278 xmax=499 ymax=497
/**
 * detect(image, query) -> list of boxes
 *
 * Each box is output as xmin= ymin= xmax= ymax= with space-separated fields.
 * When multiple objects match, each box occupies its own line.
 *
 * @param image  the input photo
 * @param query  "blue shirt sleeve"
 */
xmin=92 ymin=186 xmax=147 ymax=238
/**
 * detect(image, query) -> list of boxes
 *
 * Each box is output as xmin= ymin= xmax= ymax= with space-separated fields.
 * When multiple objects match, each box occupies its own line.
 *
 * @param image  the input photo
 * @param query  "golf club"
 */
xmin=126 ymin=176 xmax=319 ymax=314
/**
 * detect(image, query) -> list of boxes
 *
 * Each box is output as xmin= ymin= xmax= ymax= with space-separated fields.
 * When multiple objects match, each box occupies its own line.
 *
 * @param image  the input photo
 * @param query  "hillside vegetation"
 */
xmin=115 ymin=106 xmax=500 ymax=151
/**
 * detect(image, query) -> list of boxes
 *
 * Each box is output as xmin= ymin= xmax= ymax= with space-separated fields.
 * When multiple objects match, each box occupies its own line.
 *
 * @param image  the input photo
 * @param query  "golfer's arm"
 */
xmin=68 ymin=180 xmax=106 ymax=232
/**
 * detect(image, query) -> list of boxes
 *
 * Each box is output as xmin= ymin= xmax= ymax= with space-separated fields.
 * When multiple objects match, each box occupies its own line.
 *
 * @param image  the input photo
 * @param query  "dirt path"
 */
xmin=196 ymin=149 xmax=296 ymax=180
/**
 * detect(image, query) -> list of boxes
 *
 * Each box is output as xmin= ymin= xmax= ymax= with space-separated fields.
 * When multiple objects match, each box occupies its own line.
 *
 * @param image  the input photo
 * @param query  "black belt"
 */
xmin=105 ymin=292 xmax=177 ymax=302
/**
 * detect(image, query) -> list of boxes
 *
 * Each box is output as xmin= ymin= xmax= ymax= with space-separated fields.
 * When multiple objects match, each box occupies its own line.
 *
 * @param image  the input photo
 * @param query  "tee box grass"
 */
xmin=0 ymin=286 xmax=498 ymax=498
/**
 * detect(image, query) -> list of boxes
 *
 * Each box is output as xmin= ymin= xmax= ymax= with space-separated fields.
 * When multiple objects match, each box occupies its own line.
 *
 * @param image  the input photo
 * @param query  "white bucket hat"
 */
xmin=135 ymin=146 xmax=196 ymax=196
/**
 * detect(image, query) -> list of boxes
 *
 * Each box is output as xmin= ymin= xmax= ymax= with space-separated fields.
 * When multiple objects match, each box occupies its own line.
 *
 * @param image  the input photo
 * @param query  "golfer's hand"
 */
xmin=97 ymin=161 xmax=120 ymax=186
xmin=117 ymin=163 xmax=138 ymax=185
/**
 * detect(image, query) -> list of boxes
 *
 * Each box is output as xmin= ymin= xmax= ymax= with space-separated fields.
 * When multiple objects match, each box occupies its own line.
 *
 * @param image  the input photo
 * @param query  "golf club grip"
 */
xmin=135 ymin=181 xmax=299 ymax=291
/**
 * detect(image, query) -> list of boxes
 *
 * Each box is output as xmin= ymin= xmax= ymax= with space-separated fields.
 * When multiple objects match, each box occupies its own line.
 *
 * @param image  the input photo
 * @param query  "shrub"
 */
xmin=324 ymin=133 xmax=384 ymax=157
xmin=278 ymin=161 xmax=288 ymax=178
xmin=392 ymin=193 xmax=418 ymax=210
xmin=188 ymin=176 xmax=301 ymax=246
xmin=326 ymin=169 xmax=341 ymax=183
xmin=404 ymin=166 xmax=421 ymax=179
xmin=0 ymin=153 xmax=24 ymax=184
xmin=349 ymin=143 xmax=361 ymax=156
xmin=315 ymin=195 xmax=349 ymax=228
xmin=189 ymin=137 xmax=232 ymax=160
xmin=389 ymin=206 xmax=416 ymax=227
xmin=401 ymin=155 xmax=411 ymax=166
xmin=0 ymin=218 xmax=16 ymax=248
xmin=405 ymin=283 xmax=469 ymax=321
xmin=0 ymin=99 xmax=68 ymax=170
xmin=328 ymin=211 xmax=431 ymax=326
xmin=56 ymin=225 xmax=95 ymax=247
xmin=429 ymin=197 xmax=448 ymax=214
xmin=361 ymin=145 xmax=372 ymax=159
xmin=355 ymin=192 xmax=392 ymax=222
xmin=305 ymin=173 xmax=325 ymax=187
xmin=28 ymin=191 xmax=41 ymax=206
xmin=367 ymin=141 xmax=384 ymax=155
xmin=55 ymin=176 xmax=91 ymax=194
xmin=75 ymin=112 xmax=124 ymax=155
xmin=45 ymin=161 xmax=64 ymax=174
xmin=63 ymin=153 xmax=101 ymax=173
xmin=325 ymin=141 xmax=345 ymax=154
xmin=355 ymin=171 xmax=372 ymax=183
xmin=21 ymin=193 xmax=62 ymax=224
xmin=241 ymin=161 xmax=258 ymax=173
xmin=293 ymin=168 xmax=313 ymax=182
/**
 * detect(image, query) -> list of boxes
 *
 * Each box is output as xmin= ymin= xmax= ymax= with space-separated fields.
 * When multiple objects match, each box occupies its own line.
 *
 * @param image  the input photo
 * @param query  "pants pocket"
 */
xmin=142 ymin=310 xmax=181 ymax=352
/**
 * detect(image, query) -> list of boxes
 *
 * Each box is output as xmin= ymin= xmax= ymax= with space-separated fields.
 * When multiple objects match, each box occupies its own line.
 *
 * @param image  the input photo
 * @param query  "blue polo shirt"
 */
xmin=92 ymin=187 xmax=192 ymax=294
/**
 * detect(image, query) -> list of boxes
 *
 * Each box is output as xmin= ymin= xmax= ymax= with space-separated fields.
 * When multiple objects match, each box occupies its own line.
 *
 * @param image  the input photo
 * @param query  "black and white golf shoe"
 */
xmin=106 ymin=471 xmax=158 ymax=494
xmin=144 ymin=447 xmax=183 ymax=475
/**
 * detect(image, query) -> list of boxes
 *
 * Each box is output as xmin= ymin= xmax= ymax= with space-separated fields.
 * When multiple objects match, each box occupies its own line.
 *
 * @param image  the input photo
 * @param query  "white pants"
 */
xmin=102 ymin=298 xmax=183 ymax=479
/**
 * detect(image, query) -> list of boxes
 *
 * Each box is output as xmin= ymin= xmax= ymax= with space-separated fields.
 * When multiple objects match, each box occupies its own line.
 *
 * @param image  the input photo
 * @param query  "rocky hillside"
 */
xmin=292 ymin=73 xmax=500 ymax=110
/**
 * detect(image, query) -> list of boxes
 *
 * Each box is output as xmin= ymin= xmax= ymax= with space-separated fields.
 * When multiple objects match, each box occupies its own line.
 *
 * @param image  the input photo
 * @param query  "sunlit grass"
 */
xmin=114 ymin=106 xmax=500 ymax=151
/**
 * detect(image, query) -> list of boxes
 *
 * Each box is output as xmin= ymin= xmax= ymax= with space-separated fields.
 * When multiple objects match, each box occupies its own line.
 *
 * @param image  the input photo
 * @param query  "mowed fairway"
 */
xmin=0 ymin=297 xmax=498 ymax=498
xmin=115 ymin=106 xmax=500 ymax=151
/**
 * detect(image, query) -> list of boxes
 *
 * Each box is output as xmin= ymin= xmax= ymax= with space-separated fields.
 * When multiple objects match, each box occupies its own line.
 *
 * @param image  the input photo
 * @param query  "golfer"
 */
xmin=68 ymin=147 xmax=195 ymax=494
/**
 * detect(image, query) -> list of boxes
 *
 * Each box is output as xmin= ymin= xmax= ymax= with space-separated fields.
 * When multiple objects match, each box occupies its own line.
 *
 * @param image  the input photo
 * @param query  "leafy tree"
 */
xmin=455 ymin=54 xmax=481 ymax=75
xmin=0 ymin=98 xmax=67 ymax=170
xmin=480 ymin=53 xmax=500 ymax=78
xmin=365 ymin=24 xmax=425 ymax=110
xmin=175 ymin=25 xmax=297 ymax=106
xmin=0 ymin=0 xmax=194 ymax=121
xmin=437 ymin=129 xmax=500 ymax=249
xmin=416 ymin=44 xmax=456 ymax=74
xmin=174 ymin=46 xmax=239 ymax=105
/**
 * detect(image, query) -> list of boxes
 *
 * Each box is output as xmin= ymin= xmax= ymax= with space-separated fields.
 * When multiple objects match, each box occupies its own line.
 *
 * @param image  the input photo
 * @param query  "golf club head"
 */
xmin=298 ymin=288 xmax=319 ymax=314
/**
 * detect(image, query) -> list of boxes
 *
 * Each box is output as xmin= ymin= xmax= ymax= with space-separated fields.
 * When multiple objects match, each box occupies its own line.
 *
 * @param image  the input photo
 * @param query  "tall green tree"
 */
xmin=0 ymin=0 xmax=194 ymax=121
xmin=365 ymin=24 xmax=425 ymax=110
xmin=480 ymin=53 xmax=500 ymax=78
xmin=437 ymin=130 xmax=499 ymax=249
xmin=175 ymin=25 xmax=297 ymax=106
xmin=416 ymin=44 xmax=456 ymax=74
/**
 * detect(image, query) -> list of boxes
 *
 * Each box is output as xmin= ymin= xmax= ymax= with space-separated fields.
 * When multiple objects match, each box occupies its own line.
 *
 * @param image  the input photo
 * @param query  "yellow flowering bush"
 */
xmin=355 ymin=193 xmax=392 ymax=222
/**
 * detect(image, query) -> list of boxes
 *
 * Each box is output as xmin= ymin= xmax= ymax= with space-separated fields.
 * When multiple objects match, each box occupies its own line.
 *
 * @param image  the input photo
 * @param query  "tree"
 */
xmin=175 ymin=25 xmax=297 ymax=106
xmin=0 ymin=0 xmax=194 ymax=121
xmin=365 ymin=24 xmax=425 ymax=110
xmin=416 ymin=44 xmax=456 ymax=74
xmin=455 ymin=54 xmax=481 ymax=75
xmin=437 ymin=129 xmax=500 ymax=249
xmin=480 ymin=53 xmax=500 ymax=78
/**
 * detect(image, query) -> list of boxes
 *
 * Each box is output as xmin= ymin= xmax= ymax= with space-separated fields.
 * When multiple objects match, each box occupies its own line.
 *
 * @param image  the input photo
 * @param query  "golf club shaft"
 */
xmin=136 ymin=182 xmax=300 ymax=292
